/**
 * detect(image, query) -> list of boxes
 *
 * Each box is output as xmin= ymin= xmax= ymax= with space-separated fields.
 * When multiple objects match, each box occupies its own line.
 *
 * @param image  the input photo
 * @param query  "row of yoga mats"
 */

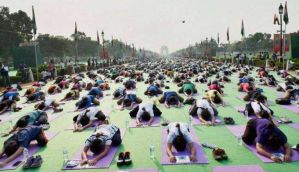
xmin=0 ymin=70 xmax=299 ymax=172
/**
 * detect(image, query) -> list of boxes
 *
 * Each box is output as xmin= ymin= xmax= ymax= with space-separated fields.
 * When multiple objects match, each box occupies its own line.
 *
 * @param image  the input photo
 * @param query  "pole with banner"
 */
xmin=32 ymin=6 xmax=38 ymax=81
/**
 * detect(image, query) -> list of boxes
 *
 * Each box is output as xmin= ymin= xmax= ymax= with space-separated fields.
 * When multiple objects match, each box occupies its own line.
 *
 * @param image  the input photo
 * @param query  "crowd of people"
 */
xmin=0 ymin=57 xmax=298 ymax=169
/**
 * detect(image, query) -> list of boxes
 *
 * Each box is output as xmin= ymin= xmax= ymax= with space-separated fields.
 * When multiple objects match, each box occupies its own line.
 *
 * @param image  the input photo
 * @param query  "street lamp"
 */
xmin=101 ymin=30 xmax=106 ymax=66
xmin=279 ymin=3 xmax=283 ymax=56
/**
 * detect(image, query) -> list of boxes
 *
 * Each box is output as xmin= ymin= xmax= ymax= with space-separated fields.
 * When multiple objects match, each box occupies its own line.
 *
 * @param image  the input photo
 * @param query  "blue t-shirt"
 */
xmin=17 ymin=126 xmax=42 ymax=148
xmin=148 ymin=85 xmax=158 ymax=92
xmin=3 ymin=92 xmax=19 ymax=100
xmin=255 ymin=119 xmax=287 ymax=147
xmin=125 ymin=94 xmax=137 ymax=102
xmin=88 ymin=87 xmax=102 ymax=96
xmin=164 ymin=91 xmax=178 ymax=103
xmin=27 ymin=110 xmax=44 ymax=125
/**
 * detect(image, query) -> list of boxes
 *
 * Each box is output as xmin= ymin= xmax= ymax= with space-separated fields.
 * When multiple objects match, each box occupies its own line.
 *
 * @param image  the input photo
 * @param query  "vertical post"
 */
xmin=33 ymin=34 xmax=38 ymax=81
xmin=280 ymin=13 xmax=284 ymax=70
xmin=284 ymin=25 xmax=287 ymax=70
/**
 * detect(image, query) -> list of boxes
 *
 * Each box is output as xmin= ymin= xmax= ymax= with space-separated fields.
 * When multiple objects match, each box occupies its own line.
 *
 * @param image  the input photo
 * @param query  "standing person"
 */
xmin=1 ymin=62 xmax=10 ymax=87
xmin=19 ymin=63 xmax=27 ymax=83
xmin=60 ymin=60 xmax=65 ymax=76
xmin=48 ymin=59 xmax=55 ymax=80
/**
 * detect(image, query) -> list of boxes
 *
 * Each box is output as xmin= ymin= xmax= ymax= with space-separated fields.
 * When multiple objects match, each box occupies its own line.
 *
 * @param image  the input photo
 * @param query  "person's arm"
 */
xmin=166 ymin=143 xmax=176 ymax=163
xmin=256 ymin=143 xmax=281 ymax=163
xmin=0 ymin=106 xmax=8 ymax=114
xmin=198 ymin=115 xmax=209 ymax=126
xmin=1 ymin=147 xmax=24 ymax=165
xmin=283 ymin=143 xmax=292 ymax=162
xmin=189 ymin=142 xmax=197 ymax=162
xmin=80 ymin=146 xmax=89 ymax=165
xmin=147 ymin=117 xmax=154 ymax=125
xmin=2 ymin=125 xmax=17 ymax=137
xmin=88 ymin=145 xmax=110 ymax=166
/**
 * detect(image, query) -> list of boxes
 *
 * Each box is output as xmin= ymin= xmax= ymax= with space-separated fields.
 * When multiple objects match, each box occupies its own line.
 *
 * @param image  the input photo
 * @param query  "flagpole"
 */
xmin=33 ymin=33 xmax=38 ymax=81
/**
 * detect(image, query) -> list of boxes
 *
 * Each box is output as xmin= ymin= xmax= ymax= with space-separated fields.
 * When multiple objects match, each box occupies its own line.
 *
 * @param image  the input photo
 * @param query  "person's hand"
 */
xmin=76 ymin=128 xmax=83 ymax=132
xmin=88 ymin=159 xmax=98 ymax=166
xmin=190 ymin=155 xmax=197 ymax=162
xmin=271 ymin=156 xmax=282 ymax=163
xmin=0 ymin=162 xmax=6 ymax=168
xmin=170 ymin=156 xmax=176 ymax=163
xmin=284 ymin=154 xmax=291 ymax=162
xmin=136 ymin=123 xmax=142 ymax=127
xmin=148 ymin=122 xmax=152 ymax=126
xmin=80 ymin=159 xmax=88 ymax=166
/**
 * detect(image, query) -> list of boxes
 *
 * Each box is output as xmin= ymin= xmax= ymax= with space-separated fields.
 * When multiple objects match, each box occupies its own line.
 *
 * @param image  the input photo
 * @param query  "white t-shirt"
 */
xmin=85 ymin=124 xmax=118 ymax=146
xmin=77 ymin=107 xmax=101 ymax=122
xmin=167 ymin=122 xmax=192 ymax=144
xmin=136 ymin=103 xmax=154 ymax=119
xmin=196 ymin=99 xmax=214 ymax=116
xmin=251 ymin=101 xmax=271 ymax=115
xmin=44 ymin=99 xmax=54 ymax=106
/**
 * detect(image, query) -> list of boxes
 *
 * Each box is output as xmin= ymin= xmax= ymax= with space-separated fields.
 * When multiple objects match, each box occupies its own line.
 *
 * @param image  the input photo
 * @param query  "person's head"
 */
xmin=168 ymin=96 xmax=178 ymax=105
xmin=123 ymin=98 xmax=132 ymax=107
xmin=213 ymin=91 xmax=221 ymax=104
xmin=95 ymin=111 xmax=106 ymax=124
xmin=65 ymin=92 xmax=73 ymax=99
xmin=36 ymin=102 xmax=46 ymax=110
xmin=185 ymin=89 xmax=192 ymax=96
xmin=113 ymin=91 xmax=121 ymax=99
xmin=173 ymin=123 xmax=187 ymax=151
xmin=16 ymin=115 xmax=30 ymax=128
xmin=255 ymin=95 xmax=266 ymax=103
xmin=141 ymin=108 xmax=151 ymax=121
xmin=89 ymin=136 xmax=105 ymax=154
xmin=48 ymin=86 xmax=55 ymax=94
xmin=79 ymin=114 xmax=90 ymax=126
xmin=4 ymin=136 xmax=19 ymax=156
xmin=266 ymin=132 xmax=284 ymax=150
xmin=86 ymin=83 xmax=93 ymax=90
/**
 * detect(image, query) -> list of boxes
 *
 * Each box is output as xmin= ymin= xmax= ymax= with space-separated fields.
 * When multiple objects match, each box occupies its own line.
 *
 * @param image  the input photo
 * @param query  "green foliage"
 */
xmin=0 ymin=6 xmax=33 ymax=62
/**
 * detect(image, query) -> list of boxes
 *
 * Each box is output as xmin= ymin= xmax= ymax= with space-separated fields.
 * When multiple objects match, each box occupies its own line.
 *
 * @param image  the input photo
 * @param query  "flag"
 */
xmin=74 ymin=22 xmax=78 ymax=41
xmin=97 ymin=30 xmax=100 ymax=45
xmin=241 ymin=20 xmax=245 ymax=37
xmin=32 ymin=6 xmax=37 ymax=35
xmin=227 ymin=27 xmax=230 ymax=42
xmin=283 ymin=1 xmax=289 ymax=25
xmin=217 ymin=33 xmax=220 ymax=44
xmin=274 ymin=14 xmax=280 ymax=25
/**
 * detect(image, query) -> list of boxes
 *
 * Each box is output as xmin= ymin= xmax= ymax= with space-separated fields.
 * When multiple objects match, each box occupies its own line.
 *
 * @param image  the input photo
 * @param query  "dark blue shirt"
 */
xmin=17 ymin=126 xmax=42 ymax=148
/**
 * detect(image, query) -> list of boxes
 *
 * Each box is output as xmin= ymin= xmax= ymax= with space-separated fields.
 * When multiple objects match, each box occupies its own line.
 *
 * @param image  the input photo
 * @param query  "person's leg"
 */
xmin=242 ymin=119 xmax=257 ymax=144
xmin=159 ymin=95 xmax=165 ymax=103
xmin=92 ymin=98 xmax=100 ymax=106
xmin=36 ymin=129 xmax=48 ymax=146
xmin=111 ymin=129 xmax=122 ymax=146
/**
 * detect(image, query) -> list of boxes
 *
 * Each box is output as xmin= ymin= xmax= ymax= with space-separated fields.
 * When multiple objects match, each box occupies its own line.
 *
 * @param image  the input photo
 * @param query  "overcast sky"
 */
xmin=1 ymin=0 xmax=299 ymax=53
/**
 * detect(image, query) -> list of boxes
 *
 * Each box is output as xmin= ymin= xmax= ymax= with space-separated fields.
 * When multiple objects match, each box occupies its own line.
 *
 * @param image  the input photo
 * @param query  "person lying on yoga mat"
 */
xmin=117 ymin=93 xmax=143 ymax=110
xmin=178 ymin=81 xmax=197 ymax=96
xmin=204 ymin=90 xmax=224 ymax=106
xmin=159 ymin=91 xmax=184 ymax=108
xmin=73 ymin=107 xmax=107 ymax=132
xmin=35 ymin=99 xmax=63 ymax=113
xmin=114 ymin=76 xmax=124 ymax=83
xmin=47 ymin=85 xmax=62 ymax=95
xmin=113 ymin=87 xmax=126 ymax=100
xmin=123 ymin=79 xmax=136 ymax=90
xmin=23 ymin=86 xmax=40 ymax=97
xmin=2 ymin=110 xmax=49 ymax=137
xmin=88 ymin=87 xmax=103 ymax=99
xmin=25 ymin=91 xmax=45 ymax=103
xmin=0 ymin=100 xmax=22 ymax=114
xmin=1 ymin=91 xmax=20 ymax=102
xmin=129 ymin=102 xmax=162 ymax=126
xmin=194 ymin=74 xmax=207 ymax=83
xmin=189 ymin=98 xmax=218 ymax=126
xmin=0 ymin=125 xmax=48 ymax=168
xmin=71 ymin=80 xmax=86 ymax=91
xmin=75 ymin=95 xmax=100 ymax=111
xmin=80 ymin=124 xmax=122 ymax=166
xmin=259 ymin=75 xmax=277 ymax=87
xmin=207 ymin=80 xmax=223 ymax=94
xmin=244 ymin=95 xmax=274 ymax=121
xmin=166 ymin=122 xmax=197 ymax=163
xmin=243 ymin=87 xmax=266 ymax=102
xmin=242 ymin=118 xmax=292 ymax=163
xmin=144 ymin=84 xmax=163 ymax=96
xmin=60 ymin=90 xmax=80 ymax=102
xmin=57 ymin=79 xmax=70 ymax=90
xmin=98 ymin=82 xmax=110 ymax=91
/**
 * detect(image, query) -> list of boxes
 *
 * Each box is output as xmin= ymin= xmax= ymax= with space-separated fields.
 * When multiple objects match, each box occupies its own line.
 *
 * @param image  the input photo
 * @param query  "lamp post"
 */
xmin=205 ymin=37 xmax=208 ymax=61
xmin=279 ymin=3 xmax=284 ymax=57
xmin=101 ymin=30 xmax=105 ymax=67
